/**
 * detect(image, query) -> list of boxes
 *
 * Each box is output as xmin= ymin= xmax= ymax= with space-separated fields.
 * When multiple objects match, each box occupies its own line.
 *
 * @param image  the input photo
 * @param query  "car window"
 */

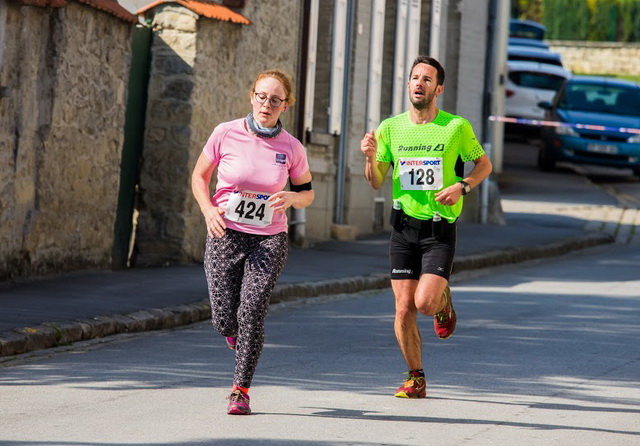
xmin=509 ymin=21 xmax=545 ymax=40
xmin=509 ymin=38 xmax=549 ymax=49
xmin=509 ymin=71 xmax=567 ymax=91
xmin=508 ymin=54 xmax=563 ymax=67
xmin=558 ymin=84 xmax=640 ymax=116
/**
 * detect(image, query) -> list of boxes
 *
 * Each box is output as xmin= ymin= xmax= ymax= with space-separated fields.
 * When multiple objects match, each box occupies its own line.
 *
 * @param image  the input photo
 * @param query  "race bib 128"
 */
xmin=398 ymin=158 xmax=443 ymax=190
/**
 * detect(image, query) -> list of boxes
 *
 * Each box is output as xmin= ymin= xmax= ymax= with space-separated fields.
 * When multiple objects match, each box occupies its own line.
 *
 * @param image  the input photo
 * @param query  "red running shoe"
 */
xmin=227 ymin=389 xmax=251 ymax=415
xmin=434 ymin=286 xmax=456 ymax=339
xmin=394 ymin=371 xmax=426 ymax=398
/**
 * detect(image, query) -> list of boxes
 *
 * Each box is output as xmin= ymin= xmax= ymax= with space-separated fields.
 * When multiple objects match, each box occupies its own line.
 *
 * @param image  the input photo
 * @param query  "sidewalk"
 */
xmin=0 ymin=141 xmax=621 ymax=357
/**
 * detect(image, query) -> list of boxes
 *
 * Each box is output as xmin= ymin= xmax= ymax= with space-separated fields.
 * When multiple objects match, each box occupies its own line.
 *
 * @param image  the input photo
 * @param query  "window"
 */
xmin=509 ymin=19 xmax=545 ymax=40
xmin=508 ymin=54 xmax=563 ymax=67
xmin=509 ymin=71 xmax=566 ymax=91
xmin=560 ymin=84 xmax=640 ymax=116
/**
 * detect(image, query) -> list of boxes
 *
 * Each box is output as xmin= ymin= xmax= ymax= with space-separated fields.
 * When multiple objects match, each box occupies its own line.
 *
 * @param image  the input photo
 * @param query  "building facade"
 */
xmin=0 ymin=0 xmax=504 ymax=277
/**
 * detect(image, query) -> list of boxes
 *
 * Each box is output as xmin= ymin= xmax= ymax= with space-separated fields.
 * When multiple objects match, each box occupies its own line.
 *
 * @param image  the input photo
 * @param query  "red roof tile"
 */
xmin=17 ymin=0 xmax=137 ymax=22
xmin=76 ymin=0 xmax=138 ymax=22
xmin=137 ymin=0 xmax=251 ymax=25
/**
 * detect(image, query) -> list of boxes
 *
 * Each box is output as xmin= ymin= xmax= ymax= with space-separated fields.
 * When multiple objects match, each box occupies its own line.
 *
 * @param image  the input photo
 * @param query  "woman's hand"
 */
xmin=205 ymin=206 xmax=227 ymax=238
xmin=268 ymin=191 xmax=298 ymax=213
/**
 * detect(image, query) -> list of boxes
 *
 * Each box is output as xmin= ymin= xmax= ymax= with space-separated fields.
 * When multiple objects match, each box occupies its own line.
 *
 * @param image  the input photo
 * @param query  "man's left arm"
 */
xmin=435 ymin=155 xmax=493 ymax=206
xmin=460 ymin=154 xmax=492 ymax=190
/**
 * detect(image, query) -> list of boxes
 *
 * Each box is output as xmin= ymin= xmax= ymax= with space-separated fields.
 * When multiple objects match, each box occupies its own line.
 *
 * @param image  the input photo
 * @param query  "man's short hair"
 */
xmin=409 ymin=56 xmax=445 ymax=86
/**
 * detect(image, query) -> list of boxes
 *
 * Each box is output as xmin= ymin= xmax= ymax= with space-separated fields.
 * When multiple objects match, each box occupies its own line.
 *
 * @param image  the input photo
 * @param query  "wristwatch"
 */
xmin=459 ymin=181 xmax=471 ymax=195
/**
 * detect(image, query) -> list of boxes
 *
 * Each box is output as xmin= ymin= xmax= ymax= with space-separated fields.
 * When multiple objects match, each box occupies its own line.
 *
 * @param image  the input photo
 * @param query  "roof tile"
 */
xmin=137 ymin=0 xmax=251 ymax=25
xmin=76 ymin=0 xmax=138 ymax=22
xmin=17 ymin=0 xmax=137 ymax=22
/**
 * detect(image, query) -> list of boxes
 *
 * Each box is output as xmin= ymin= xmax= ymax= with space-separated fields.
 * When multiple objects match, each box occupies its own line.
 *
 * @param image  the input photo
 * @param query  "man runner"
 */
xmin=360 ymin=55 xmax=492 ymax=398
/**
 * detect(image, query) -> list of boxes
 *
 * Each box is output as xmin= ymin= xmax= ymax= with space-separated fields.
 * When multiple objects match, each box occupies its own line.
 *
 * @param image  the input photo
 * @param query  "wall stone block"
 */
xmin=551 ymin=41 xmax=640 ymax=75
xmin=0 ymin=2 xmax=133 ymax=279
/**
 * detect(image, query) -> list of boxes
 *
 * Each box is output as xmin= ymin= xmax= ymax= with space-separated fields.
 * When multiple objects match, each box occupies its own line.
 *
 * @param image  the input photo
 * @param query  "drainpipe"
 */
xmin=0 ymin=2 xmax=6 ymax=74
xmin=429 ymin=0 xmax=441 ymax=59
xmin=392 ymin=0 xmax=408 ymax=115
xmin=404 ymin=0 xmax=421 ymax=110
xmin=0 ymin=4 xmax=8 ymax=100
xmin=334 ymin=0 xmax=355 ymax=225
xmin=290 ymin=0 xmax=318 ymax=245
xmin=393 ymin=0 xmax=421 ymax=113
xmin=366 ymin=0 xmax=385 ymax=131
xmin=481 ymin=0 xmax=508 ymax=224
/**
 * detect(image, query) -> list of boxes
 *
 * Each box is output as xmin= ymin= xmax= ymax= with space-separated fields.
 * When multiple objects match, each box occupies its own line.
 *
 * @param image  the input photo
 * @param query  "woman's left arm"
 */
xmin=289 ymin=170 xmax=314 ymax=209
xmin=269 ymin=170 xmax=314 ymax=213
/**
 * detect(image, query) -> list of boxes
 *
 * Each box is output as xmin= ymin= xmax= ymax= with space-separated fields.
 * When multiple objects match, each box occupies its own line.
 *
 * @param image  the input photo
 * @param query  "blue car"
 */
xmin=510 ymin=19 xmax=546 ymax=40
xmin=509 ymin=37 xmax=550 ymax=50
xmin=538 ymin=76 xmax=640 ymax=177
xmin=508 ymin=46 xmax=564 ymax=68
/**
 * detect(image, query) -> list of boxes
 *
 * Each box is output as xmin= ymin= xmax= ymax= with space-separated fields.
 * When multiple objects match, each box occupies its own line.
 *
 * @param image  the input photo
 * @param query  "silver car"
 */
xmin=506 ymin=61 xmax=572 ymax=121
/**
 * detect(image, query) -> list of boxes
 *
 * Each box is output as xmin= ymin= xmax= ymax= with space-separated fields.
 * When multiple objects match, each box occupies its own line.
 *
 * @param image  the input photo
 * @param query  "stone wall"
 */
xmin=0 ymin=0 xmax=497 ymax=278
xmin=0 ymin=2 xmax=133 ymax=280
xmin=550 ymin=41 xmax=640 ymax=75
xmin=134 ymin=1 xmax=302 ymax=265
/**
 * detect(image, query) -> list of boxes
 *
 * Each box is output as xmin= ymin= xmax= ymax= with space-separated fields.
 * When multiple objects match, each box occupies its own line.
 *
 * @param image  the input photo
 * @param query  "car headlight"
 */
xmin=628 ymin=134 xmax=640 ymax=143
xmin=555 ymin=125 xmax=579 ymax=137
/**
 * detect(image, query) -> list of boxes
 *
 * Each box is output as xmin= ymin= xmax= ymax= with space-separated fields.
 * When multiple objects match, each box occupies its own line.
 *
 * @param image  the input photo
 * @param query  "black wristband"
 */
xmin=290 ymin=181 xmax=312 ymax=192
xmin=459 ymin=181 xmax=471 ymax=195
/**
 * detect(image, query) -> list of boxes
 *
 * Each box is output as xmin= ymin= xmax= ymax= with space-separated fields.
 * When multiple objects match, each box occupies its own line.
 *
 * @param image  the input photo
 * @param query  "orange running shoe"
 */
xmin=434 ymin=286 xmax=457 ymax=339
xmin=394 ymin=371 xmax=426 ymax=398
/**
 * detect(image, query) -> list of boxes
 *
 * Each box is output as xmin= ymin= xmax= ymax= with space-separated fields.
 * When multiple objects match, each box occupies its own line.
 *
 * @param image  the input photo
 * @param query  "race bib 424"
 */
xmin=226 ymin=190 xmax=274 ymax=226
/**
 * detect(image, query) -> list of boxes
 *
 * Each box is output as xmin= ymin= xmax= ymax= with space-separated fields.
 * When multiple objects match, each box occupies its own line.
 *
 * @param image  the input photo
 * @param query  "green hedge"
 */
xmin=514 ymin=0 xmax=640 ymax=42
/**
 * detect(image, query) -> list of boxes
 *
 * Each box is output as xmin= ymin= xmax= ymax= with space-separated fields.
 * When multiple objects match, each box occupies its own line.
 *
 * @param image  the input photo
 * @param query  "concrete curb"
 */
xmin=0 ymin=233 xmax=613 ymax=357
xmin=453 ymin=232 xmax=614 ymax=272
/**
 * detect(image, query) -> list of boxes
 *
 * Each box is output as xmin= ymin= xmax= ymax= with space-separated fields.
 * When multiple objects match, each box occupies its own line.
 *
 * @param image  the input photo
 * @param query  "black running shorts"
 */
xmin=389 ymin=220 xmax=457 ymax=281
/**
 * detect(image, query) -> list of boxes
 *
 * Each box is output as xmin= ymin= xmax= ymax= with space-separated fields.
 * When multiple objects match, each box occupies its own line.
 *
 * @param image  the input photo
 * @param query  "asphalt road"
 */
xmin=2 ymin=242 xmax=639 ymax=446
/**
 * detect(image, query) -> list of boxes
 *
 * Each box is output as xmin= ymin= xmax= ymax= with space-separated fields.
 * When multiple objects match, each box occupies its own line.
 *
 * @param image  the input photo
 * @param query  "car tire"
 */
xmin=537 ymin=146 xmax=556 ymax=171
xmin=633 ymin=168 xmax=640 ymax=179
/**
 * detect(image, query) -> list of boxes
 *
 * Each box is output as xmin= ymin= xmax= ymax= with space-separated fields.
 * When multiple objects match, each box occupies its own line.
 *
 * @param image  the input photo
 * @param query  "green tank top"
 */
xmin=376 ymin=110 xmax=485 ymax=223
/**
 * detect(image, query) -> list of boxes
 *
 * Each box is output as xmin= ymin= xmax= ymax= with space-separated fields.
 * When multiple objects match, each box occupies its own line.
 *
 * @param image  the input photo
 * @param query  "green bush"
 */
xmin=514 ymin=0 xmax=640 ymax=42
xmin=618 ymin=0 xmax=640 ymax=41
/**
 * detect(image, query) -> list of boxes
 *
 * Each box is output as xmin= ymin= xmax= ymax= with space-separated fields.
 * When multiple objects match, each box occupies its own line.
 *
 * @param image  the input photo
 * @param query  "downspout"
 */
xmin=0 ymin=4 xmax=9 ymax=105
xmin=290 ymin=0 xmax=315 ymax=245
xmin=481 ymin=0 xmax=497 ymax=144
xmin=366 ymin=0 xmax=386 ymax=131
xmin=480 ymin=0 xmax=508 ymax=224
xmin=392 ymin=0 xmax=408 ymax=115
xmin=480 ymin=0 xmax=497 ymax=225
xmin=429 ymin=0 xmax=442 ymax=59
xmin=403 ymin=0 xmax=421 ymax=110
xmin=0 ymin=2 xmax=6 ymax=68
xmin=334 ymin=0 xmax=355 ymax=225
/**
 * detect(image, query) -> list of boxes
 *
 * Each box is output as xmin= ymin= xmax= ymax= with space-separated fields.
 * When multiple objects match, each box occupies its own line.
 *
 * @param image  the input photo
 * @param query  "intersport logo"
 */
xmin=399 ymin=159 xmax=441 ymax=166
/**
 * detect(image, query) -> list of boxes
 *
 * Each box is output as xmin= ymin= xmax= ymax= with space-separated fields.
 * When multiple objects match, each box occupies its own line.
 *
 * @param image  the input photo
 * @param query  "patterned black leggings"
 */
xmin=204 ymin=229 xmax=288 ymax=388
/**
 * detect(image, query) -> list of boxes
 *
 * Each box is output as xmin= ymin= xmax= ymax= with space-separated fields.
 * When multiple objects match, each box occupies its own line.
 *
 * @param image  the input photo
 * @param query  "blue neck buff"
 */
xmin=245 ymin=112 xmax=282 ymax=138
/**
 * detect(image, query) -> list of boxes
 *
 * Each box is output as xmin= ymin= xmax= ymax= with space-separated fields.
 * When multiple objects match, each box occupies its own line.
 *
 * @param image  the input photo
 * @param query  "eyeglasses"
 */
xmin=254 ymin=92 xmax=285 ymax=108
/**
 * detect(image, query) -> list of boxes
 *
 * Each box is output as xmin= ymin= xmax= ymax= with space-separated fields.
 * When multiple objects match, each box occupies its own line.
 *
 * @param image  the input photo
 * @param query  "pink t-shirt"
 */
xmin=202 ymin=118 xmax=310 ymax=235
